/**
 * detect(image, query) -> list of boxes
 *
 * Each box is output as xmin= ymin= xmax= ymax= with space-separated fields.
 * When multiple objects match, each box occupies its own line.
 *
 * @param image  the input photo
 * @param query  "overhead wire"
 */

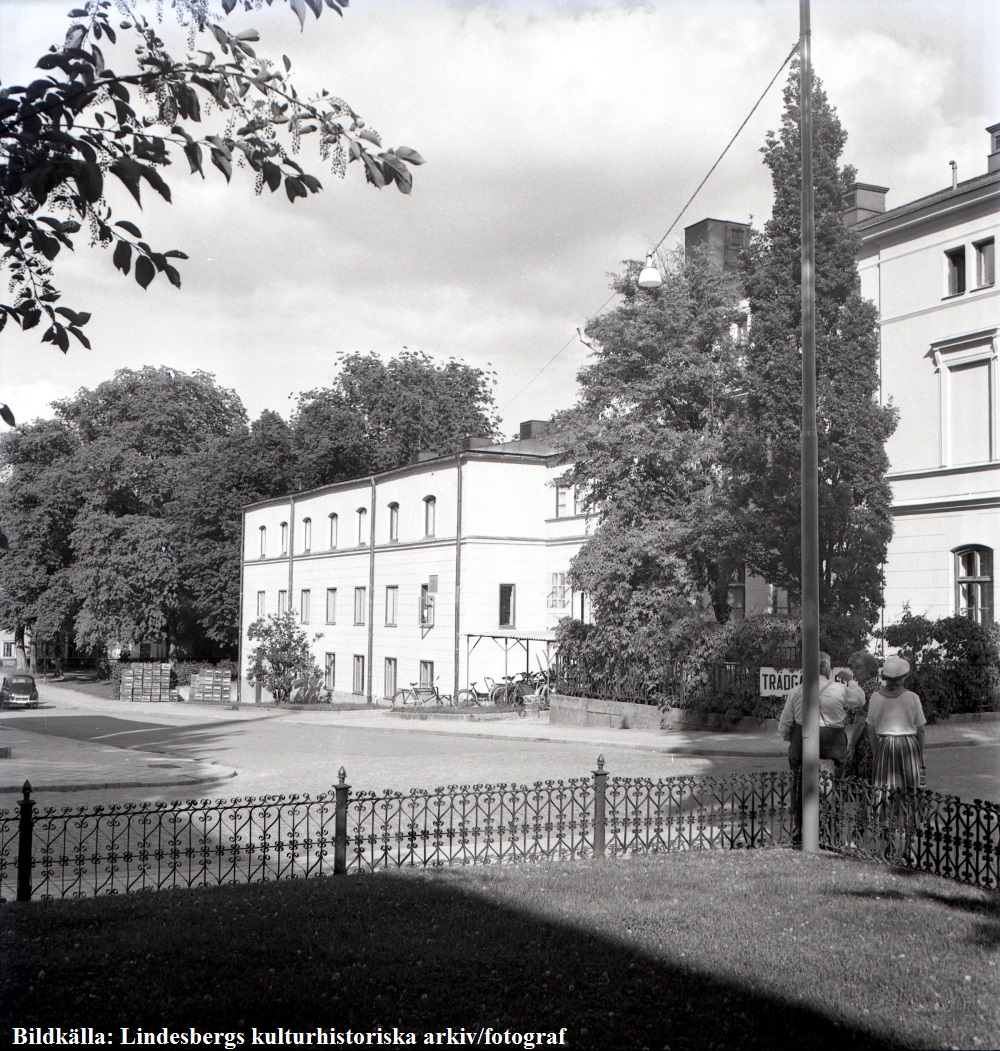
xmin=498 ymin=39 xmax=800 ymax=420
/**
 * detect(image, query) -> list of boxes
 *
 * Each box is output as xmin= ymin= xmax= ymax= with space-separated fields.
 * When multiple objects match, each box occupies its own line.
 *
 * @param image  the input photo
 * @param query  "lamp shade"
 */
xmin=637 ymin=253 xmax=662 ymax=289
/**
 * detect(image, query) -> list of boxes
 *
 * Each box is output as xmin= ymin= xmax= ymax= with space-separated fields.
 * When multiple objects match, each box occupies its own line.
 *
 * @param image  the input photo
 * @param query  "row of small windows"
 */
xmin=320 ymin=654 xmax=436 ymax=697
xmin=255 ymin=580 xmax=526 ymax=629
xmin=257 ymin=498 xmax=437 ymax=558
xmin=945 ymin=238 xmax=994 ymax=297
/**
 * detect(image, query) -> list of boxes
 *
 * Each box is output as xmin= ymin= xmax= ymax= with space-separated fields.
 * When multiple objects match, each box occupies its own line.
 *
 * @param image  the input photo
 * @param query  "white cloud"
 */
xmin=1 ymin=0 xmax=996 ymax=434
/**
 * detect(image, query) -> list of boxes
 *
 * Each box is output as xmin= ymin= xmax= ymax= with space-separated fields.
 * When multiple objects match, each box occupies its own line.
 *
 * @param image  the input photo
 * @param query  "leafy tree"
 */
xmin=550 ymin=247 xmax=746 ymax=670
xmin=725 ymin=64 xmax=897 ymax=654
xmin=0 ymin=418 xmax=83 ymax=668
xmin=1 ymin=0 xmax=423 ymax=353
xmin=168 ymin=409 xmax=298 ymax=653
xmin=246 ymin=609 xmax=322 ymax=704
xmin=292 ymin=350 xmax=501 ymax=488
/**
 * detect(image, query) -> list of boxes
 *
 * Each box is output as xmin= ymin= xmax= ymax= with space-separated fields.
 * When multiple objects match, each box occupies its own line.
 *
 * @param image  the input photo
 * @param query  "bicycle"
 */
xmin=489 ymin=674 xmax=532 ymax=708
xmin=455 ymin=680 xmax=492 ymax=707
xmin=391 ymin=681 xmax=443 ymax=708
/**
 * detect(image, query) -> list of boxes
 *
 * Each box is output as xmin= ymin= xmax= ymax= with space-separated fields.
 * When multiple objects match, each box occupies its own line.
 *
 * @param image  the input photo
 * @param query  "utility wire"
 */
xmin=499 ymin=39 xmax=799 ymax=419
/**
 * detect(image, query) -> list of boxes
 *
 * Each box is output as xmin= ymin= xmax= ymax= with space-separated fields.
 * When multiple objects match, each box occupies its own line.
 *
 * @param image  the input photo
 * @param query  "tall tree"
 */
xmin=0 ymin=0 xmax=423 ymax=356
xmin=51 ymin=366 xmax=248 ymax=656
xmin=0 ymin=418 xmax=83 ymax=668
xmin=552 ymin=248 xmax=745 ymax=656
xmin=726 ymin=64 xmax=897 ymax=654
xmin=292 ymin=350 xmax=501 ymax=489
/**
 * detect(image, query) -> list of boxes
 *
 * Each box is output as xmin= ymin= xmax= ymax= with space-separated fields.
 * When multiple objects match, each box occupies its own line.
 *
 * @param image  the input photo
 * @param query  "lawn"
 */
xmin=1 ymin=850 xmax=996 ymax=1049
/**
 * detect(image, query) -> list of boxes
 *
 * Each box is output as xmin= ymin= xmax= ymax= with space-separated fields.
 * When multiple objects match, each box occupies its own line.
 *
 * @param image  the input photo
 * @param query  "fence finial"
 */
xmin=21 ymin=780 xmax=32 ymax=799
xmin=596 ymin=754 xmax=605 ymax=771
xmin=337 ymin=766 xmax=347 ymax=785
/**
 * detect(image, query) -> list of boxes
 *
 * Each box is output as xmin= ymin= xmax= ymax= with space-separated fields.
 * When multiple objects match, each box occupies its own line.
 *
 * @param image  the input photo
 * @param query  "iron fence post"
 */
xmin=16 ymin=780 xmax=34 ymax=902
xmin=334 ymin=767 xmax=350 ymax=875
xmin=593 ymin=755 xmax=607 ymax=860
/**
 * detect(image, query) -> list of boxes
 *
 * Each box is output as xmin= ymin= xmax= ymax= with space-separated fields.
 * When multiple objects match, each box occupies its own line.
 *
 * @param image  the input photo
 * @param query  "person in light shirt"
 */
xmin=777 ymin=651 xmax=866 ymax=845
xmin=866 ymin=655 xmax=927 ymax=792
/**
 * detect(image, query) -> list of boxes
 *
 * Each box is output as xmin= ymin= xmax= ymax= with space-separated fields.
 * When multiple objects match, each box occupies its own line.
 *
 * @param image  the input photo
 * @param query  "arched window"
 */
xmin=423 ymin=495 xmax=436 ymax=538
xmin=301 ymin=517 xmax=312 ymax=552
xmin=388 ymin=502 xmax=399 ymax=543
xmin=258 ymin=525 xmax=266 ymax=558
xmin=357 ymin=507 xmax=368 ymax=546
xmin=280 ymin=521 xmax=289 ymax=555
xmin=955 ymin=546 xmax=994 ymax=624
xmin=328 ymin=513 xmax=338 ymax=549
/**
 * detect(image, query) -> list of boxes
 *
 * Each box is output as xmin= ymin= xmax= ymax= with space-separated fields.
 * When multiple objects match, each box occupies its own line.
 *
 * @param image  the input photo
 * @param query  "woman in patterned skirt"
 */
xmin=867 ymin=655 xmax=927 ymax=858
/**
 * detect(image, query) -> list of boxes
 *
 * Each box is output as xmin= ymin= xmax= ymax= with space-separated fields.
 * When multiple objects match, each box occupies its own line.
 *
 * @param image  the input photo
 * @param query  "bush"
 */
xmin=678 ymin=615 xmax=801 ymax=722
xmin=877 ymin=612 xmax=1000 ymax=721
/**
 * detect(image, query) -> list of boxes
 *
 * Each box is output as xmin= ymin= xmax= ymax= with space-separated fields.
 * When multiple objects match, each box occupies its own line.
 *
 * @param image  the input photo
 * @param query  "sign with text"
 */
xmin=759 ymin=667 xmax=803 ymax=699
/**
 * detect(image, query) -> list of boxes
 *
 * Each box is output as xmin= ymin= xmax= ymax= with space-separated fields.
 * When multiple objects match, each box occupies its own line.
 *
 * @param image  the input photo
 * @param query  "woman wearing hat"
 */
xmin=866 ymin=656 xmax=927 ymax=860
xmin=866 ymin=656 xmax=927 ymax=791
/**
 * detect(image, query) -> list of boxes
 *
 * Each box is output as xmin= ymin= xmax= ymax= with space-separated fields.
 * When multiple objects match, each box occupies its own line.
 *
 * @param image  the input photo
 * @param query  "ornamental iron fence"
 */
xmin=2 ymin=762 xmax=997 ymax=901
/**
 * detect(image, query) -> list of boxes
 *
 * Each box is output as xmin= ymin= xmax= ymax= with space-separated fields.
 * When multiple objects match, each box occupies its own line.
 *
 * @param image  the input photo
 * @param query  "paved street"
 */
xmin=1 ymin=679 xmax=997 ymax=809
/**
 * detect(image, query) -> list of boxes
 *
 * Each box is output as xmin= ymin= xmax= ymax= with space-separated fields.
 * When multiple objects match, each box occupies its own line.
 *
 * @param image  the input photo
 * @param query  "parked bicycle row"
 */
xmin=390 ymin=671 xmax=553 ymax=710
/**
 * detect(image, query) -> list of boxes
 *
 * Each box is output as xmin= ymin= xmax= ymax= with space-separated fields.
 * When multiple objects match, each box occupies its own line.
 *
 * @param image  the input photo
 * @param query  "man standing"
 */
xmin=778 ymin=652 xmax=866 ymax=845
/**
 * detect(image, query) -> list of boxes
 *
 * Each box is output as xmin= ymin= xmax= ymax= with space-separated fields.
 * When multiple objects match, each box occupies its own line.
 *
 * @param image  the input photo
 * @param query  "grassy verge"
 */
xmin=2 ymin=850 xmax=996 ymax=1048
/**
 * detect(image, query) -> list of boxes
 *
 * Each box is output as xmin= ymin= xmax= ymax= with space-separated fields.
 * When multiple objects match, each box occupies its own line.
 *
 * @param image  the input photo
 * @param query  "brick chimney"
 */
xmin=841 ymin=182 xmax=889 ymax=227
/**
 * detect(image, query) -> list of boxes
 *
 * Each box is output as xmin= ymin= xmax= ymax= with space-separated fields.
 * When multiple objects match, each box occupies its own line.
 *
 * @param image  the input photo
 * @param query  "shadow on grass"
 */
xmin=0 ymin=867 xmax=905 ymax=1050
xmin=841 ymin=872 xmax=1000 ymax=949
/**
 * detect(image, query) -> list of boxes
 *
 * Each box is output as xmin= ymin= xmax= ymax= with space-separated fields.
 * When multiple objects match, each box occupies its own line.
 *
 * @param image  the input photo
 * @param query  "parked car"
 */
xmin=0 ymin=673 xmax=39 ymax=709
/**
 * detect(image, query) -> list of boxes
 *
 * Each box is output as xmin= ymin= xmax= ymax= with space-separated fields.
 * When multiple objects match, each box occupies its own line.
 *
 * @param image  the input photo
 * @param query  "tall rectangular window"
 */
xmin=548 ymin=572 xmax=569 ymax=609
xmin=956 ymin=546 xmax=994 ymax=624
xmin=278 ymin=590 xmax=287 ymax=616
xmin=280 ymin=521 xmax=289 ymax=555
xmin=949 ymin=359 xmax=992 ymax=465
xmin=324 ymin=653 xmax=336 ymax=691
xmin=945 ymin=246 xmax=966 ymax=296
xmin=256 ymin=591 xmax=266 ymax=617
xmin=726 ymin=565 xmax=747 ymax=622
xmin=329 ymin=514 xmax=338 ymax=549
xmin=419 ymin=584 xmax=435 ymax=627
xmin=354 ymin=587 xmax=367 ymax=625
xmin=424 ymin=496 xmax=436 ymax=537
xmin=326 ymin=587 xmax=337 ymax=624
xmin=499 ymin=584 xmax=515 ymax=628
xmin=385 ymin=585 xmax=398 ymax=626
xmin=353 ymin=655 xmax=365 ymax=695
xmin=3 ymin=642 xmax=13 ymax=658
xmin=975 ymin=238 xmax=995 ymax=287
xmin=419 ymin=660 xmax=434 ymax=688
xmin=357 ymin=508 xmax=368 ymax=546
xmin=259 ymin=526 xmax=267 ymax=558
xmin=555 ymin=487 xmax=568 ymax=517
xmin=388 ymin=503 xmax=399 ymax=543
xmin=384 ymin=657 xmax=397 ymax=699
xmin=300 ymin=589 xmax=311 ymax=624
xmin=302 ymin=518 xmax=312 ymax=552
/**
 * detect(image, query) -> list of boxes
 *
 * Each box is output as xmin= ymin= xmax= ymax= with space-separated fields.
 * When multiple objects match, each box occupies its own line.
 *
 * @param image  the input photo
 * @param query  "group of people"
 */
xmin=777 ymin=649 xmax=927 ymax=845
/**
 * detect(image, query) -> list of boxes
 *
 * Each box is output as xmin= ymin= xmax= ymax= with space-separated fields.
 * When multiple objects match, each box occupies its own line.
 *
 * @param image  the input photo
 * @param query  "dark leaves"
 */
xmin=134 ymin=255 xmax=155 ymax=289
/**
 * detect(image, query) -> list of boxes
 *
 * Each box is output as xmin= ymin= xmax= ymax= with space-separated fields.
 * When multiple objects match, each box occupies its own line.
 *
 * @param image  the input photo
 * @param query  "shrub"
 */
xmin=877 ymin=612 xmax=1000 ymax=721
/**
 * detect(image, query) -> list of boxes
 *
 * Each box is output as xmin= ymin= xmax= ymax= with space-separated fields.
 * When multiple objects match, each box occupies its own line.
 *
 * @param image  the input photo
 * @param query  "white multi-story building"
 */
xmin=849 ymin=122 xmax=999 ymax=627
xmin=239 ymin=423 xmax=596 ymax=704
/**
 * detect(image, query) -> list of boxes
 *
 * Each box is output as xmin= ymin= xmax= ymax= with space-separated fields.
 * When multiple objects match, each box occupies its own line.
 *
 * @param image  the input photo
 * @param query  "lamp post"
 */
xmin=798 ymin=0 xmax=821 ymax=854
xmin=634 ymin=3 xmax=820 ymax=851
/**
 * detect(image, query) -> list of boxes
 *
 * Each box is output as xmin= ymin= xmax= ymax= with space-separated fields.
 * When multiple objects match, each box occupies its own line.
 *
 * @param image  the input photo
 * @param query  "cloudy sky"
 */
xmin=1 ymin=0 xmax=996 ymax=438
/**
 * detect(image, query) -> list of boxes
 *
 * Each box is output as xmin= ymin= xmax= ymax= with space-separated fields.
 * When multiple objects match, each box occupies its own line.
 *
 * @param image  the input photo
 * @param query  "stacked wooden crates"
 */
xmin=190 ymin=667 xmax=232 ymax=704
xmin=120 ymin=662 xmax=174 ymax=703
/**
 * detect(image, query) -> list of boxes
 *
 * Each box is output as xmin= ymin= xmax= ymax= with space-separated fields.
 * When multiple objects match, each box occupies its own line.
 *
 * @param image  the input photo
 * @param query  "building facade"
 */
xmin=849 ymin=123 xmax=999 ymax=627
xmin=239 ymin=424 xmax=598 ymax=704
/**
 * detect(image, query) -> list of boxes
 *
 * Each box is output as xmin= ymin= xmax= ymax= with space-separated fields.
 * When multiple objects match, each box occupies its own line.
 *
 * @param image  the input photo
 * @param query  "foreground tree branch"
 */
xmin=0 ymin=0 xmax=423 ymax=353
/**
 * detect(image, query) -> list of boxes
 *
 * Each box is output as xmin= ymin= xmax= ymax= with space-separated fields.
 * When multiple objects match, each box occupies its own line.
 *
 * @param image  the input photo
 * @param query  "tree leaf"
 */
xmin=289 ymin=0 xmax=308 ymax=29
xmin=393 ymin=146 xmax=425 ymax=166
xmin=135 ymin=255 xmax=155 ymax=289
xmin=0 ymin=404 xmax=16 ymax=427
xmin=113 ymin=240 xmax=132 ymax=274
xmin=114 ymin=220 xmax=142 ymax=238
